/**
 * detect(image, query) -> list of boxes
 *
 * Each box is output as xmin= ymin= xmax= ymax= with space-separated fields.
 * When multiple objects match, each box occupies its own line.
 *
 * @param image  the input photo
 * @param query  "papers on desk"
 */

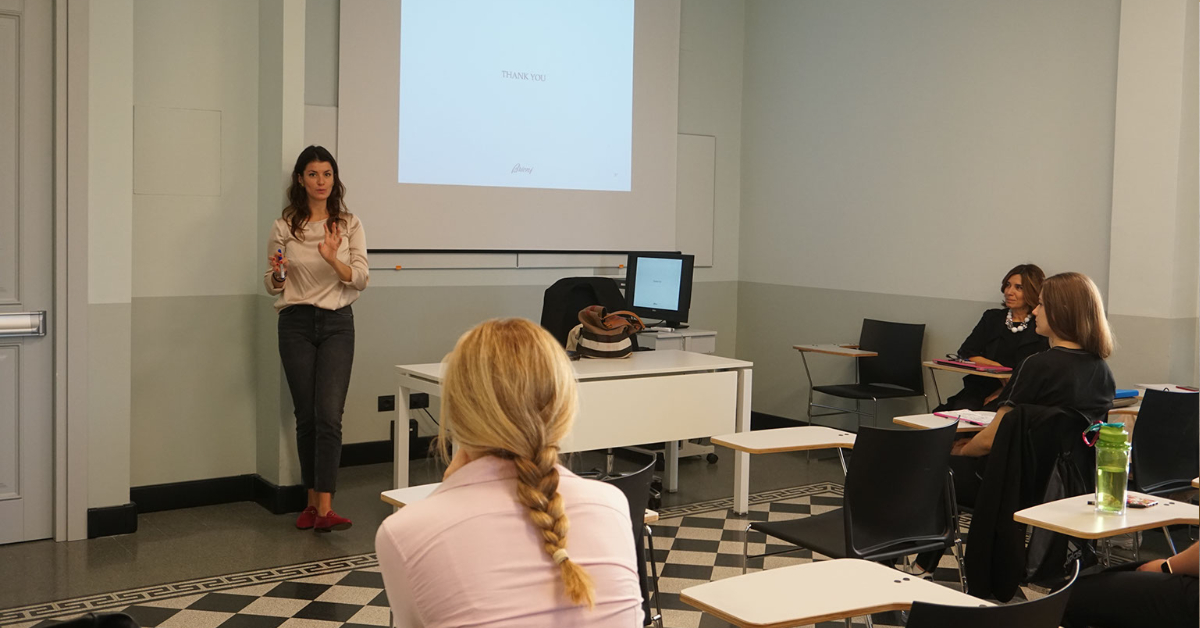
xmin=932 ymin=410 xmax=996 ymax=427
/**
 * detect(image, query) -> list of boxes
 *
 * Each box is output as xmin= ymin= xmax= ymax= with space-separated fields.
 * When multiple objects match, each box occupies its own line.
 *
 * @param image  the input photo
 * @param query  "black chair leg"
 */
xmin=645 ymin=524 xmax=663 ymax=628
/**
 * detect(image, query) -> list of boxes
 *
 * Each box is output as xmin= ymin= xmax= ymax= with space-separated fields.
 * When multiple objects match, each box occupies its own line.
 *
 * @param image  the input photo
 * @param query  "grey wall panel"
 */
xmin=131 ymin=295 xmax=258 ymax=486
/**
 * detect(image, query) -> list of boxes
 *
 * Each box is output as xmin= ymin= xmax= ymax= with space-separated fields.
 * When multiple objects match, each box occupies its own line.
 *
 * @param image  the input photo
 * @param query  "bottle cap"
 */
xmin=1097 ymin=422 xmax=1128 ymax=446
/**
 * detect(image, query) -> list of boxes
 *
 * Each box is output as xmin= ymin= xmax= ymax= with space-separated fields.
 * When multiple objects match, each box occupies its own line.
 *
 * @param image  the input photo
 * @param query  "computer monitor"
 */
xmin=624 ymin=252 xmax=695 ymax=328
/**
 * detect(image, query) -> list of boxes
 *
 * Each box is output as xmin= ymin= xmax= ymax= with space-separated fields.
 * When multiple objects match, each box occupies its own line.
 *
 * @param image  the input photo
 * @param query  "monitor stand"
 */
xmin=661 ymin=321 xmax=689 ymax=329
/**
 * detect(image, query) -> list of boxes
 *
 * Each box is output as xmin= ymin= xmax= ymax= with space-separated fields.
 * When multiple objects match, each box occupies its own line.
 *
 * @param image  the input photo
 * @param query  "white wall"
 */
xmin=129 ymin=0 xmax=261 ymax=486
xmin=301 ymin=0 xmax=746 ymax=446
xmin=87 ymin=0 xmax=134 ymax=509
xmin=1108 ymin=0 xmax=1198 ymax=320
xmin=739 ymin=0 xmax=1119 ymax=301
xmin=680 ymin=0 xmax=743 ymax=284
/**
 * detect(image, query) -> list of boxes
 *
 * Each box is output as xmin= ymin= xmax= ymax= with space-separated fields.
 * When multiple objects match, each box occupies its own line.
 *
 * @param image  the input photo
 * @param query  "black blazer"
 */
xmin=958 ymin=308 xmax=1048 ymax=367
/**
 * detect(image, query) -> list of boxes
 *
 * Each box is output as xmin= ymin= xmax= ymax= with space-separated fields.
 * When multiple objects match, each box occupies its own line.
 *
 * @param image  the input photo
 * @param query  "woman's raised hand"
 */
xmin=318 ymin=220 xmax=342 ymax=263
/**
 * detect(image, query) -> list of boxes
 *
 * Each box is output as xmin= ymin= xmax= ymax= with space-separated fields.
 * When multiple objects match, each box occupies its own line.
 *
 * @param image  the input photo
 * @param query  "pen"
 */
xmin=277 ymin=249 xmax=286 ymax=280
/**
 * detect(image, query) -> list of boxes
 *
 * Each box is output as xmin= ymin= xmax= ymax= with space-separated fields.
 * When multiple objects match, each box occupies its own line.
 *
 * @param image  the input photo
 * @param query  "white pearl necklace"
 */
xmin=1006 ymin=309 xmax=1031 ymax=333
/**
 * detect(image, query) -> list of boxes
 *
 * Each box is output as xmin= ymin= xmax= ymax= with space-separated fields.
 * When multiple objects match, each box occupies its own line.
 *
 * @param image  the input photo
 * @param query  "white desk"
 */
xmin=713 ymin=426 xmax=855 ymax=475
xmin=681 ymin=559 xmax=988 ymax=628
xmin=893 ymin=413 xmax=986 ymax=433
xmin=1013 ymin=492 xmax=1200 ymax=540
xmin=396 ymin=350 xmax=754 ymax=508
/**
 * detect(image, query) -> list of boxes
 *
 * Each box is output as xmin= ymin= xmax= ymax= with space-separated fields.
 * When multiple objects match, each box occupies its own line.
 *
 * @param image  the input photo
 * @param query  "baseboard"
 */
xmin=340 ymin=439 xmax=393 ymax=467
xmin=131 ymin=475 xmax=256 ymax=514
xmin=340 ymin=423 xmax=436 ymax=467
xmin=128 ymin=473 xmax=306 ymax=520
xmin=252 ymin=475 xmax=308 ymax=515
xmin=87 ymin=502 xmax=138 ymax=539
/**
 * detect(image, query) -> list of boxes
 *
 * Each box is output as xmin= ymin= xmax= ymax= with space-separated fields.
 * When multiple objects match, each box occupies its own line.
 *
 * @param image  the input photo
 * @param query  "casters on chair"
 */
xmin=706 ymin=453 xmax=719 ymax=464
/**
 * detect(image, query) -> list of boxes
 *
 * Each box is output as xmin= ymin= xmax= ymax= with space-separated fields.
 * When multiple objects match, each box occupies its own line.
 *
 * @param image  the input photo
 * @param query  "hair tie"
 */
xmin=552 ymin=549 xmax=570 ymax=565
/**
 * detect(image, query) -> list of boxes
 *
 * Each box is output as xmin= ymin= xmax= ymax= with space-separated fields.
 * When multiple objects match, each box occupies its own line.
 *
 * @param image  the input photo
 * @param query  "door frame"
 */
xmin=54 ymin=0 xmax=89 ymax=542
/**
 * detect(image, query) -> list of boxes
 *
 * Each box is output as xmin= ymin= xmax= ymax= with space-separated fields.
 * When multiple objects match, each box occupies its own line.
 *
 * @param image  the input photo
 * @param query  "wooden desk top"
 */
xmin=794 ymin=344 xmax=878 ymax=357
xmin=680 ymin=559 xmax=988 ymax=628
xmin=1192 ymin=477 xmax=1199 ymax=489
xmin=892 ymin=414 xmax=985 ymax=433
xmin=382 ymin=482 xmax=660 ymax=524
xmin=712 ymin=426 xmax=855 ymax=454
xmin=922 ymin=361 xmax=1012 ymax=379
xmin=1014 ymin=493 xmax=1200 ymax=539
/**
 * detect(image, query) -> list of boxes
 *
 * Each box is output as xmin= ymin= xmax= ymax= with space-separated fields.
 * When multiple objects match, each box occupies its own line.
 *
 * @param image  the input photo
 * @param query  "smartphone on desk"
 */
xmin=1126 ymin=495 xmax=1159 ymax=508
xmin=1088 ymin=496 xmax=1158 ymax=508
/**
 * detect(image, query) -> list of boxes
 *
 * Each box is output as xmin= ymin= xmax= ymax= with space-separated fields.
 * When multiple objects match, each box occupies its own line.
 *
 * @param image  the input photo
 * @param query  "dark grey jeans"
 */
xmin=278 ymin=304 xmax=355 ymax=493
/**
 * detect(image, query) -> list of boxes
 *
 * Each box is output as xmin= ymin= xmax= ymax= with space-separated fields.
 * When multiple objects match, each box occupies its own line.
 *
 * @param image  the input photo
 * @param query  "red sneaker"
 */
xmin=314 ymin=510 xmax=353 ymax=532
xmin=295 ymin=506 xmax=317 ymax=530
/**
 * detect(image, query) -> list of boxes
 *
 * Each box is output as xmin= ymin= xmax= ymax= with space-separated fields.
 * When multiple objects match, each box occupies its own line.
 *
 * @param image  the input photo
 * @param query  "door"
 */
xmin=0 ymin=0 xmax=55 ymax=544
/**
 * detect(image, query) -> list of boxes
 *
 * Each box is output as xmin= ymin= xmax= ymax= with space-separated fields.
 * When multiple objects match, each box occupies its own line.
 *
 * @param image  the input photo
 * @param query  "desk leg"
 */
xmin=665 ymin=441 xmax=679 ymax=493
xmin=928 ymin=368 xmax=943 ymax=406
xmin=734 ymin=369 xmax=753 ymax=515
xmin=395 ymin=383 xmax=412 ymax=490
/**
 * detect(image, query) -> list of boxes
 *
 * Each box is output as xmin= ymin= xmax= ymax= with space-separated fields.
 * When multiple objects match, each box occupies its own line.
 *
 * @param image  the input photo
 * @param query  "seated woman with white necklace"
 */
xmin=935 ymin=264 xmax=1050 ymax=411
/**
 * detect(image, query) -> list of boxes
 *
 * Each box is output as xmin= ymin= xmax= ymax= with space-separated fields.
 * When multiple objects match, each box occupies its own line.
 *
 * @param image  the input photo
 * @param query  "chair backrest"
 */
xmin=539 ymin=277 xmax=627 ymax=347
xmin=601 ymin=453 xmax=657 ymax=626
xmin=1130 ymin=388 xmax=1200 ymax=494
xmin=905 ymin=561 xmax=1079 ymax=628
xmin=842 ymin=424 xmax=958 ymax=559
xmin=857 ymin=319 xmax=925 ymax=393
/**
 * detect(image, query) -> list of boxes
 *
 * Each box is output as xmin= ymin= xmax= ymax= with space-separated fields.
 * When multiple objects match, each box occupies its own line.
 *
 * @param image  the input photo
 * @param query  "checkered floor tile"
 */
xmin=1 ymin=482 xmax=992 ymax=628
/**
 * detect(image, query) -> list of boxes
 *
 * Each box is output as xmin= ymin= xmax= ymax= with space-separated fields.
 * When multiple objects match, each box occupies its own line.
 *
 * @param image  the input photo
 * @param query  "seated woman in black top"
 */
xmin=952 ymin=271 xmax=1115 ymax=459
xmin=1063 ymin=541 xmax=1198 ymax=628
xmin=936 ymin=264 xmax=1050 ymax=411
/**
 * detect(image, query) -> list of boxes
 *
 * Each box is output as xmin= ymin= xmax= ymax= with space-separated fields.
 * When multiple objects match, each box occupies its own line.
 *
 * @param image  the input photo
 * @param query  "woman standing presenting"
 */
xmin=936 ymin=264 xmax=1049 ymax=411
xmin=265 ymin=145 xmax=369 ymax=533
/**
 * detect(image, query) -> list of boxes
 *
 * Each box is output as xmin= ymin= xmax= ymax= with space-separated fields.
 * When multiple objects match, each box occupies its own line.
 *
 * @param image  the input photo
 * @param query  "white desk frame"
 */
xmin=396 ymin=350 xmax=754 ymax=508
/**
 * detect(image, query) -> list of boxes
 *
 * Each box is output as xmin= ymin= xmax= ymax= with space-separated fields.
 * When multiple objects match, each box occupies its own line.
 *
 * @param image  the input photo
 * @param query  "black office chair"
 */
xmin=539 ymin=277 xmax=628 ymax=347
xmin=1129 ymin=388 xmax=1200 ymax=555
xmin=743 ymin=424 xmax=965 ymax=592
xmin=904 ymin=561 xmax=1079 ymax=628
xmin=745 ymin=424 xmax=962 ymax=628
xmin=803 ymin=319 xmax=930 ymax=430
xmin=541 ymin=276 xmax=644 ymax=477
xmin=602 ymin=453 xmax=663 ymax=628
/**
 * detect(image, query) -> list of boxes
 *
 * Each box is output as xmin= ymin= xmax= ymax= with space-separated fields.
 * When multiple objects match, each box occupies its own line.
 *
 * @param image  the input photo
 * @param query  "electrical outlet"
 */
xmin=409 ymin=392 xmax=430 ymax=410
xmin=377 ymin=395 xmax=396 ymax=412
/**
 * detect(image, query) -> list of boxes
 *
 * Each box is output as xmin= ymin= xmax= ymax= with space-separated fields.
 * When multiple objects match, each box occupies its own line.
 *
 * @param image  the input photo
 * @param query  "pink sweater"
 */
xmin=375 ymin=456 xmax=643 ymax=627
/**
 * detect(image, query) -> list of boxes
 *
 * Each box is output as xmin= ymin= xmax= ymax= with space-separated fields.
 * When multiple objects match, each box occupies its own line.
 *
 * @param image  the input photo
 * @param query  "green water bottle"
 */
xmin=1093 ymin=423 xmax=1131 ymax=515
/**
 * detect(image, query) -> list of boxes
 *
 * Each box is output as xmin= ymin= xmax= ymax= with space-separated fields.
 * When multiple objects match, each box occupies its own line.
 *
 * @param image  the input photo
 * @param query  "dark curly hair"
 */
xmin=283 ymin=145 xmax=347 ymax=240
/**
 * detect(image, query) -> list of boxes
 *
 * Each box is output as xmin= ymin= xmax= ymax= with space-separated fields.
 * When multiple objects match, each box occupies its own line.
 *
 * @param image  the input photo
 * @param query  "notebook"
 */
xmin=933 ymin=359 xmax=1013 ymax=373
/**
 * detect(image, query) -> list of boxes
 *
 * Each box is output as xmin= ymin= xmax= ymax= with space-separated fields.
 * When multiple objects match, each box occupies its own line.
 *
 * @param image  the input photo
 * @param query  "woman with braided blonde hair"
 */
xmin=376 ymin=318 xmax=642 ymax=627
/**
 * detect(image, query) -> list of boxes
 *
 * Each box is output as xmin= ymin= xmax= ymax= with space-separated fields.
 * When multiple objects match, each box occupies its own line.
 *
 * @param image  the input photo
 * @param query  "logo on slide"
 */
xmin=501 ymin=71 xmax=547 ymax=82
xmin=512 ymin=163 xmax=533 ymax=175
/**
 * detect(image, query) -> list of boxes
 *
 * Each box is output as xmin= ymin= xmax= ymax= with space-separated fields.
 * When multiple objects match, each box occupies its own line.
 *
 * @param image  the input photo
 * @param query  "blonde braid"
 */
xmin=513 ymin=445 xmax=595 ymax=608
